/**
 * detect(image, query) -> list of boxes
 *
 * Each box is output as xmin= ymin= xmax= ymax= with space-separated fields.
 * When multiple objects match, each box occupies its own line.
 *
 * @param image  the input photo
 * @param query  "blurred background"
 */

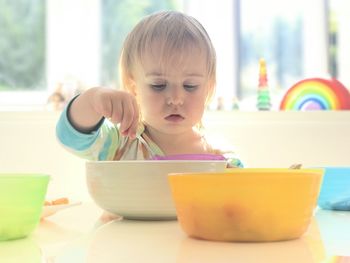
xmin=0 ymin=0 xmax=349 ymax=111
xmin=1 ymin=0 xmax=350 ymax=201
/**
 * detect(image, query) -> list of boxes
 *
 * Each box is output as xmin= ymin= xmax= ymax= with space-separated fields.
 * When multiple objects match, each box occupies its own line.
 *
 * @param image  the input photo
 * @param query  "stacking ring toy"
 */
xmin=280 ymin=78 xmax=350 ymax=110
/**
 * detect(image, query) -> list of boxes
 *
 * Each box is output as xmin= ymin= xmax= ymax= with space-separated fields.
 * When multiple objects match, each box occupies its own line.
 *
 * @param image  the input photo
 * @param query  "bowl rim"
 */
xmin=86 ymin=160 xmax=227 ymax=165
xmin=0 ymin=173 xmax=50 ymax=178
xmin=168 ymin=168 xmax=325 ymax=177
xmin=312 ymin=166 xmax=350 ymax=169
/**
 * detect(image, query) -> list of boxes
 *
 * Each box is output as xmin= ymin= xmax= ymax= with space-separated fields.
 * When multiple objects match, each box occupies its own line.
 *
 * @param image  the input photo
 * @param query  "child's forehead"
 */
xmin=146 ymin=38 xmax=204 ymax=56
xmin=138 ymin=42 xmax=208 ymax=76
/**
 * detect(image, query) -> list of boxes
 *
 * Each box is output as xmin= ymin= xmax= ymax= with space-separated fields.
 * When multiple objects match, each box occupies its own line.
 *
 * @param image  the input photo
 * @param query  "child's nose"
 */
xmin=167 ymin=87 xmax=184 ymax=106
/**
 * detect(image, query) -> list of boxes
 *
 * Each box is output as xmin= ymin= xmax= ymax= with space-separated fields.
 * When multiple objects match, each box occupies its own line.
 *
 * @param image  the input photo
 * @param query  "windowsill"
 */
xmin=203 ymin=109 xmax=350 ymax=122
xmin=0 ymin=105 xmax=49 ymax=111
xmin=1 ymin=108 xmax=349 ymax=123
xmin=0 ymin=91 xmax=50 ymax=111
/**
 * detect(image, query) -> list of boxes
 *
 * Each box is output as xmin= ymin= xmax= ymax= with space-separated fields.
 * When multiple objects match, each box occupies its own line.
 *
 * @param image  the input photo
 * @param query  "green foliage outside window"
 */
xmin=0 ymin=0 xmax=46 ymax=91
xmin=100 ymin=0 xmax=178 ymax=87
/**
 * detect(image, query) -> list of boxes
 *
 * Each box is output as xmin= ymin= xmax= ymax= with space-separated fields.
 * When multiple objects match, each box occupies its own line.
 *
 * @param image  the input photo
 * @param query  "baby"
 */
xmin=56 ymin=11 xmax=243 ymax=221
xmin=56 ymin=11 xmax=242 ymax=167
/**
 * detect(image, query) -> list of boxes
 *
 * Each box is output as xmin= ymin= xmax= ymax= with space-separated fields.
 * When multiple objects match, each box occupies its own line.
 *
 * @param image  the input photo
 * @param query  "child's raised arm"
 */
xmin=69 ymin=87 xmax=139 ymax=139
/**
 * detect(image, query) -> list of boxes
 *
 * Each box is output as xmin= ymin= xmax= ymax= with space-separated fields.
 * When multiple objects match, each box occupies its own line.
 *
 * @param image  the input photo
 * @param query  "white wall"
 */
xmin=46 ymin=0 xmax=101 ymax=91
xmin=184 ymin=0 xmax=237 ymax=99
xmin=0 ymin=111 xmax=87 ymax=200
xmin=204 ymin=111 xmax=350 ymax=168
xmin=1 ymin=111 xmax=350 ymax=201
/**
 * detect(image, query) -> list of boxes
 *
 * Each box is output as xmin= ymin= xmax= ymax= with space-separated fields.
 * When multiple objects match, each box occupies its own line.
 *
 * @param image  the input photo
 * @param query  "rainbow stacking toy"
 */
xmin=257 ymin=59 xmax=271 ymax=111
xmin=280 ymin=78 xmax=350 ymax=110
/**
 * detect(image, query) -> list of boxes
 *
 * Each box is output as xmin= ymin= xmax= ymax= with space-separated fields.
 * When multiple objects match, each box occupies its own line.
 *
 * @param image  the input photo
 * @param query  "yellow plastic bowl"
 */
xmin=0 ymin=173 xmax=50 ymax=241
xmin=168 ymin=168 xmax=324 ymax=242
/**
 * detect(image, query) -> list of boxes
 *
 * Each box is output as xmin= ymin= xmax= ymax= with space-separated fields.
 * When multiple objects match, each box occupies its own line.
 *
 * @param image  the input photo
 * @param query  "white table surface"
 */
xmin=1 ymin=202 xmax=350 ymax=263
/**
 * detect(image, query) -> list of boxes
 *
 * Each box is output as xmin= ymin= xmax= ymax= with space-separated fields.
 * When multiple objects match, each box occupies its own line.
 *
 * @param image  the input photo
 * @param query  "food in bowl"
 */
xmin=86 ymin=160 xmax=226 ymax=220
xmin=151 ymin=154 xmax=226 ymax=161
xmin=44 ymin=197 xmax=69 ymax=206
xmin=41 ymin=198 xmax=81 ymax=218
xmin=168 ymin=168 xmax=324 ymax=242
xmin=0 ymin=173 xmax=50 ymax=241
xmin=317 ymin=167 xmax=350 ymax=210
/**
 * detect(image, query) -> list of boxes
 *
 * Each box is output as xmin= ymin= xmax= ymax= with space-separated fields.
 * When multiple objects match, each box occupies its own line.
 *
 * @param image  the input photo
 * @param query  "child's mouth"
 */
xmin=165 ymin=114 xmax=184 ymax=122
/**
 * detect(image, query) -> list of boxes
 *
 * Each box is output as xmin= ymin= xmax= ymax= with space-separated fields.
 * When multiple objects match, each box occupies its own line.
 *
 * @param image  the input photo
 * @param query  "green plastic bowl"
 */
xmin=0 ymin=173 xmax=50 ymax=241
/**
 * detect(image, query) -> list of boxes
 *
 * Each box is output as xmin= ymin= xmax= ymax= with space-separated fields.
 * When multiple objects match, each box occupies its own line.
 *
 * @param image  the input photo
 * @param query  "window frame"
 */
xmin=1 ymin=0 xmax=347 ymax=111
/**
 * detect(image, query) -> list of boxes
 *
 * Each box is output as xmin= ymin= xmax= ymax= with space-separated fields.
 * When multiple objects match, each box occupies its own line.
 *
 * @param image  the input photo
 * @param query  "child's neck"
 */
xmin=144 ymin=125 xmax=209 ymax=155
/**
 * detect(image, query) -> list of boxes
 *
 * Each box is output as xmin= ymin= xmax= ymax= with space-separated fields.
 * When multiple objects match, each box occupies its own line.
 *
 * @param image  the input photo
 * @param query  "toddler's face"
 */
xmin=132 ymin=44 xmax=210 ymax=135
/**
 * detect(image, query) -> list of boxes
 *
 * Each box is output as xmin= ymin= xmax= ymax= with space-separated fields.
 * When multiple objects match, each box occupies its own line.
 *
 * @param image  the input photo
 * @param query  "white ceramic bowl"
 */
xmin=86 ymin=160 xmax=226 ymax=220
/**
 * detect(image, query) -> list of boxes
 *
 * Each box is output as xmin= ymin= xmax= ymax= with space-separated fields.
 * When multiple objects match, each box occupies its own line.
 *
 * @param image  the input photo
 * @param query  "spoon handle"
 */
xmin=289 ymin=164 xmax=302 ymax=169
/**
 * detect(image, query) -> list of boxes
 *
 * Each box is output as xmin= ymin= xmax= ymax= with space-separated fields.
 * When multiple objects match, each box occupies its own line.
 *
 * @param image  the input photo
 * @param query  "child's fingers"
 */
xmin=94 ymin=91 xmax=138 ymax=137
xmin=127 ymin=98 xmax=139 ymax=139
xmin=95 ymin=94 xmax=115 ymax=120
xmin=110 ymin=99 xmax=123 ymax=123
xmin=119 ymin=98 xmax=135 ymax=135
xmin=126 ymin=120 xmax=138 ymax=139
xmin=120 ymin=97 xmax=139 ymax=139
xmin=123 ymin=118 xmax=138 ymax=139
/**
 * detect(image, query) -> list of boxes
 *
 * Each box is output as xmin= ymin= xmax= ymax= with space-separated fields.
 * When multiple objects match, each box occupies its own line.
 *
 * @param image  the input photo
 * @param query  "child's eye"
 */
xmin=184 ymin=85 xmax=198 ymax=91
xmin=150 ymin=84 xmax=166 ymax=91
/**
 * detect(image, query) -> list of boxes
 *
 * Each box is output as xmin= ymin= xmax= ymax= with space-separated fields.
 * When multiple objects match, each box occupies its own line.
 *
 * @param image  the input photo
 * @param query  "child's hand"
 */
xmin=90 ymin=88 xmax=139 ymax=139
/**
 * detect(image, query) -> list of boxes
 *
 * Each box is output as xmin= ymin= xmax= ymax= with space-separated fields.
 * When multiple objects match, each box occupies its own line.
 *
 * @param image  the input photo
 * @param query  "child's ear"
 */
xmin=127 ymin=79 xmax=137 ymax=96
xmin=207 ymin=82 xmax=214 ymax=95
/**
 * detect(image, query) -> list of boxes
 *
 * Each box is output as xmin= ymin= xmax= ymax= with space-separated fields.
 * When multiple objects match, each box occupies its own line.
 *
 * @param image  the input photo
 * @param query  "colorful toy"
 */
xmin=280 ymin=78 xmax=350 ymax=110
xmin=322 ymin=256 xmax=350 ymax=263
xmin=257 ymin=59 xmax=271 ymax=111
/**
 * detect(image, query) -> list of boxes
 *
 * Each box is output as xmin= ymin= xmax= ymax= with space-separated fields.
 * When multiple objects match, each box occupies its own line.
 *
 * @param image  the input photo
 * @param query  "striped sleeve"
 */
xmin=224 ymin=153 xmax=244 ymax=168
xmin=56 ymin=105 xmax=121 ymax=161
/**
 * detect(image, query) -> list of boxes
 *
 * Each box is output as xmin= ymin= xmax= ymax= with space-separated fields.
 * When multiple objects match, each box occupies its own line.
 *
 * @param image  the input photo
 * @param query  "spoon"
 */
xmin=289 ymin=163 xmax=302 ymax=169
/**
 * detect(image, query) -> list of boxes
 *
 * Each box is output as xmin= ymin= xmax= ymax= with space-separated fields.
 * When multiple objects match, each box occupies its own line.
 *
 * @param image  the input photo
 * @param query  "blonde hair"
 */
xmin=119 ymin=11 xmax=216 ymax=104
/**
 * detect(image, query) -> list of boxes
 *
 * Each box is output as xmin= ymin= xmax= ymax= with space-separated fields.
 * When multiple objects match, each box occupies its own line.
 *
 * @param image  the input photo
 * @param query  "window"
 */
xmin=239 ymin=0 xmax=305 ymax=100
xmin=0 ymin=0 xmax=46 ymax=91
xmin=0 ymin=0 xmax=348 ymax=111
xmin=328 ymin=0 xmax=350 ymax=86
xmin=0 ymin=0 xmax=46 ymax=107
xmin=100 ymin=0 xmax=179 ymax=87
